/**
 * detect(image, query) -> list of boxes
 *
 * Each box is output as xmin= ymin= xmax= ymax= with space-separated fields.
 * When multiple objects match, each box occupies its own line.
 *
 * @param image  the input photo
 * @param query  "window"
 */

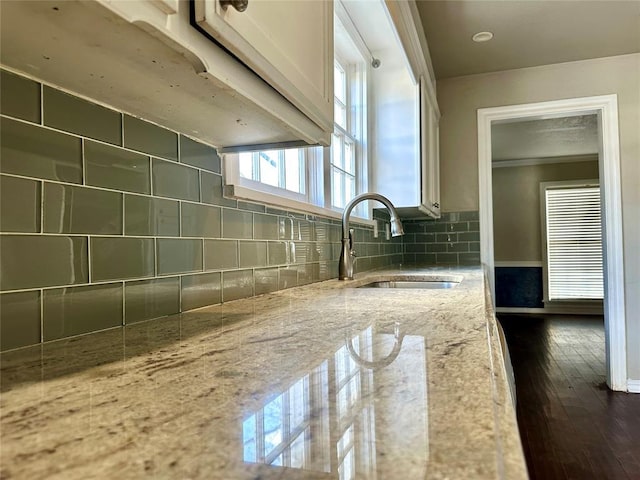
xmin=239 ymin=149 xmax=306 ymax=195
xmin=331 ymin=60 xmax=358 ymax=210
xmin=542 ymin=181 xmax=603 ymax=301
xmin=224 ymin=5 xmax=369 ymax=219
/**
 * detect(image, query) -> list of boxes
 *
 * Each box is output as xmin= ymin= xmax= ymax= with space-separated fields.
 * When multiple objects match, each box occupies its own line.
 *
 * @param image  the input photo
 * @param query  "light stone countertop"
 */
xmin=0 ymin=266 xmax=528 ymax=479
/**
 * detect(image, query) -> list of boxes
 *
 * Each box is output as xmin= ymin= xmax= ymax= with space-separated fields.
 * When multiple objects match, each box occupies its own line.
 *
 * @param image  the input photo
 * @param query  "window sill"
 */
xmin=224 ymin=183 xmax=377 ymax=229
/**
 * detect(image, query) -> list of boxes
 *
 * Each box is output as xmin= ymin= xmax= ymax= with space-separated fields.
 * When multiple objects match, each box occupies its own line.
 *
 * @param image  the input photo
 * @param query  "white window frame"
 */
xmin=222 ymin=1 xmax=373 ymax=224
xmin=540 ymin=179 xmax=604 ymax=304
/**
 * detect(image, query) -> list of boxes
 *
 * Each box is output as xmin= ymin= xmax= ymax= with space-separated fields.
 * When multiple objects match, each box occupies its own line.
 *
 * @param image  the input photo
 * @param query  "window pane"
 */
xmin=345 ymin=176 xmax=355 ymax=204
xmin=284 ymin=149 xmax=304 ymax=194
xmin=334 ymin=101 xmax=347 ymax=130
xmin=345 ymin=140 xmax=355 ymax=174
xmin=332 ymin=134 xmax=343 ymax=169
xmin=332 ymin=168 xmax=345 ymax=209
xmin=259 ymin=150 xmax=279 ymax=187
xmin=334 ymin=62 xmax=346 ymax=103
xmin=243 ymin=414 xmax=257 ymax=463
xmin=239 ymin=152 xmax=254 ymax=180
xmin=290 ymin=431 xmax=306 ymax=469
xmin=264 ymin=394 xmax=283 ymax=456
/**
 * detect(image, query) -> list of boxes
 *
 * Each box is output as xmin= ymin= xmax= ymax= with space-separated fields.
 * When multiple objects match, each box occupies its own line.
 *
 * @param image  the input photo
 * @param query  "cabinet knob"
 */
xmin=432 ymin=202 xmax=440 ymax=209
xmin=220 ymin=0 xmax=249 ymax=12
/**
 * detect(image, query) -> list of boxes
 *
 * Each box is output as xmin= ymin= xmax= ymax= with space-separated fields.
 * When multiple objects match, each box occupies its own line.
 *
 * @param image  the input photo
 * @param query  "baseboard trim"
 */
xmin=628 ymin=380 xmax=640 ymax=394
xmin=496 ymin=307 xmax=604 ymax=315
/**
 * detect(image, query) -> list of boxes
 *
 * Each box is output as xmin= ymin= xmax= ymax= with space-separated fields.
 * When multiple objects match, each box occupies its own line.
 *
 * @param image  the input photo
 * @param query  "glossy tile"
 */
xmin=0 ymin=69 xmax=41 ymax=123
xmin=278 ymin=267 xmax=298 ymax=289
xmin=0 ymin=235 xmax=88 ymax=290
xmin=124 ymin=277 xmax=180 ymax=324
xmin=253 ymin=214 xmax=279 ymax=240
xmin=222 ymin=270 xmax=253 ymax=302
xmin=124 ymin=195 xmax=179 ymax=237
xmin=239 ymin=241 xmax=267 ymax=268
xmin=268 ymin=241 xmax=288 ymax=266
xmin=84 ymin=140 xmax=150 ymax=194
xmin=254 ymin=268 xmax=279 ymax=295
xmin=152 ymin=158 xmax=199 ymax=202
xmin=91 ymin=237 xmax=154 ymax=281
xmin=200 ymin=171 xmax=237 ymax=208
xmin=179 ymin=135 xmax=220 ymax=173
xmin=237 ymin=201 xmax=265 ymax=213
xmin=0 ymin=117 xmax=82 ymax=183
xmin=157 ymin=239 xmax=203 ymax=275
xmin=181 ymin=203 xmax=221 ymax=238
xmin=181 ymin=272 xmax=221 ymax=311
xmin=222 ymin=209 xmax=252 ymax=239
xmin=43 ymin=283 xmax=123 ymax=341
xmin=0 ymin=291 xmax=41 ymax=351
xmin=124 ymin=115 xmax=178 ymax=161
xmin=297 ymin=263 xmax=320 ymax=285
xmin=43 ymin=87 xmax=121 ymax=145
xmin=0 ymin=175 xmax=41 ymax=233
xmin=43 ymin=184 xmax=122 ymax=235
xmin=204 ymin=240 xmax=238 ymax=270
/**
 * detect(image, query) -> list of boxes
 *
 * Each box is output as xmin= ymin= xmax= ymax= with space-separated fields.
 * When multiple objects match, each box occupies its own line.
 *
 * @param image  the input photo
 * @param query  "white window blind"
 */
xmin=545 ymin=186 xmax=603 ymax=300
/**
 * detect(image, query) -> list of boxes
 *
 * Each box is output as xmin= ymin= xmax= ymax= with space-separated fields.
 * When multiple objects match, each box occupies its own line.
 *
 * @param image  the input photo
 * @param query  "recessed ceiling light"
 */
xmin=472 ymin=31 xmax=493 ymax=43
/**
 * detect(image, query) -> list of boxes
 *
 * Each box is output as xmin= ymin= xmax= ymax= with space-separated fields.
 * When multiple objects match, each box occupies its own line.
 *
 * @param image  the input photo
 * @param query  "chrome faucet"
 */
xmin=339 ymin=192 xmax=404 ymax=280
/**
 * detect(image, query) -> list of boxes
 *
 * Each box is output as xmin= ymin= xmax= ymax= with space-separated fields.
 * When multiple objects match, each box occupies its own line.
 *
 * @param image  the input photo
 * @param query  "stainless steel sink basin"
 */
xmin=359 ymin=280 xmax=459 ymax=289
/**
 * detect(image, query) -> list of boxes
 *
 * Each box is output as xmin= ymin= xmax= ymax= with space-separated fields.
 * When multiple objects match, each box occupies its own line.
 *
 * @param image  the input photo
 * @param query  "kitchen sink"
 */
xmin=358 ymin=280 xmax=459 ymax=289
xmin=353 ymin=274 xmax=462 ymax=289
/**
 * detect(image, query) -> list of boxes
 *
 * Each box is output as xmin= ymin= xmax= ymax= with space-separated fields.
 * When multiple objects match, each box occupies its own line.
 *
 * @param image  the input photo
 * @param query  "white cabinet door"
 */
xmin=194 ymin=0 xmax=333 ymax=136
xmin=420 ymin=76 xmax=441 ymax=218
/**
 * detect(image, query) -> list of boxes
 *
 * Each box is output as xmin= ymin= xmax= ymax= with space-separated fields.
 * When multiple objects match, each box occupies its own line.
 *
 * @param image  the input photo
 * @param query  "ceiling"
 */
xmin=491 ymin=115 xmax=599 ymax=162
xmin=416 ymin=1 xmax=640 ymax=79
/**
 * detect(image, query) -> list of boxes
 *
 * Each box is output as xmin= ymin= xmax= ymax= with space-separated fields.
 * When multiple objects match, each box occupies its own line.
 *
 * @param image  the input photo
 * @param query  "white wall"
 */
xmin=436 ymin=53 xmax=640 ymax=381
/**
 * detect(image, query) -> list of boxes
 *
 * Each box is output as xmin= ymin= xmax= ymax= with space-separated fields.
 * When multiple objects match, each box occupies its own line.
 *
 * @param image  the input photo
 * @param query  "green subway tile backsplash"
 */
xmin=200 ymin=171 xmax=237 ymax=207
xmin=181 ymin=272 xmax=222 ymax=311
xmin=222 ymin=270 xmax=253 ymax=302
xmin=124 ymin=115 xmax=178 ymax=161
xmin=124 ymin=195 xmax=179 ymax=237
xmin=179 ymin=135 xmax=221 ymax=173
xmin=0 ymin=116 xmax=82 ymax=183
xmin=181 ymin=203 xmax=221 ymax=238
xmin=0 ymin=70 xmax=41 ymax=123
xmin=124 ymin=277 xmax=180 ymax=324
xmin=91 ymin=237 xmax=155 ymax=281
xmin=43 ymin=283 xmax=123 ymax=341
xmin=152 ymin=158 xmax=199 ymax=202
xmin=157 ymin=238 xmax=203 ymax=275
xmin=239 ymin=241 xmax=267 ymax=268
xmin=223 ymin=209 xmax=253 ymax=239
xmin=0 ymin=291 xmax=41 ymax=351
xmin=0 ymin=235 xmax=88 ymax=290
xmin=0 ymin=175 xmax=41 ymax=233
xmin=204 ymin=240 xmax=238 ymax=270
xmin=43 ymin=183 xmax=122 ymax=235
xmin=43 ymin=87 xmax=122 ymax=145
xmin=84 ymin=140 xmax=151 ymax=194
xmin=0 ymin=67 xmax=402 ymax=351
xmin=401 ymin=211 xmax=481 ymax=267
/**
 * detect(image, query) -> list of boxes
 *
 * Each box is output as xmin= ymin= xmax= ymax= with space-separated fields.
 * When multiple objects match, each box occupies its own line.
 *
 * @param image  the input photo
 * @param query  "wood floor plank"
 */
xmin=499 ymin=314 xmax=640 ymax=480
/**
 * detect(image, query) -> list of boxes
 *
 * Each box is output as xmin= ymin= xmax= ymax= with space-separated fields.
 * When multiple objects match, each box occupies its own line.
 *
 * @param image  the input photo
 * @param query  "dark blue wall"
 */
xmin=495 ymin=267 xmax=544 ymax=308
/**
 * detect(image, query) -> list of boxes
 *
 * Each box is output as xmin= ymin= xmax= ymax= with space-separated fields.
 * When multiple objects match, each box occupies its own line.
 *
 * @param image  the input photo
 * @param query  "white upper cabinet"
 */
xmin=193 ymin=0 xmax=334 ymax=134
xmin=0 ymin=0 xmax=333 ymax=150
xmin=420 ymin=76 xmax=441 ymax=217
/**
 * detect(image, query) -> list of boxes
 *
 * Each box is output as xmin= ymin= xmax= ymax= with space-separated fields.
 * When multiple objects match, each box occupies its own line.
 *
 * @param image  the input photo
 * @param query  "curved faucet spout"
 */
xmin=339 ymin=193 xmax=404 ymax=280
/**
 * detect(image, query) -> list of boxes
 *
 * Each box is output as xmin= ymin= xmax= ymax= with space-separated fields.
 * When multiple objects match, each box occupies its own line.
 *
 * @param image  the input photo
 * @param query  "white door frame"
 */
xmin=477 ymin=94 xmax=628 ymax=391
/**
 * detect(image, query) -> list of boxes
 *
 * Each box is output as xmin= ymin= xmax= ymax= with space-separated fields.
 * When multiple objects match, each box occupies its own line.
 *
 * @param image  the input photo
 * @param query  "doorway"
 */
xmin=477 ymin=95 xmax=627 ymax=391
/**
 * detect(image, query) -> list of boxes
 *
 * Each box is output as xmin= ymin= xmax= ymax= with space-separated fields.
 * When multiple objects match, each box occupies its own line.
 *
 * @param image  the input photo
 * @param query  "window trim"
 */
xmin=540 ymin=179 xmax=604 ymax=304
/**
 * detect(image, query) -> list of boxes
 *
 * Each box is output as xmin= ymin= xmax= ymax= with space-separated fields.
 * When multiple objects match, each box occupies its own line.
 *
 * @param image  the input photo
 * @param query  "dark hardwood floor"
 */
xmin=499 ymin=314 xmax=640 ymax=480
